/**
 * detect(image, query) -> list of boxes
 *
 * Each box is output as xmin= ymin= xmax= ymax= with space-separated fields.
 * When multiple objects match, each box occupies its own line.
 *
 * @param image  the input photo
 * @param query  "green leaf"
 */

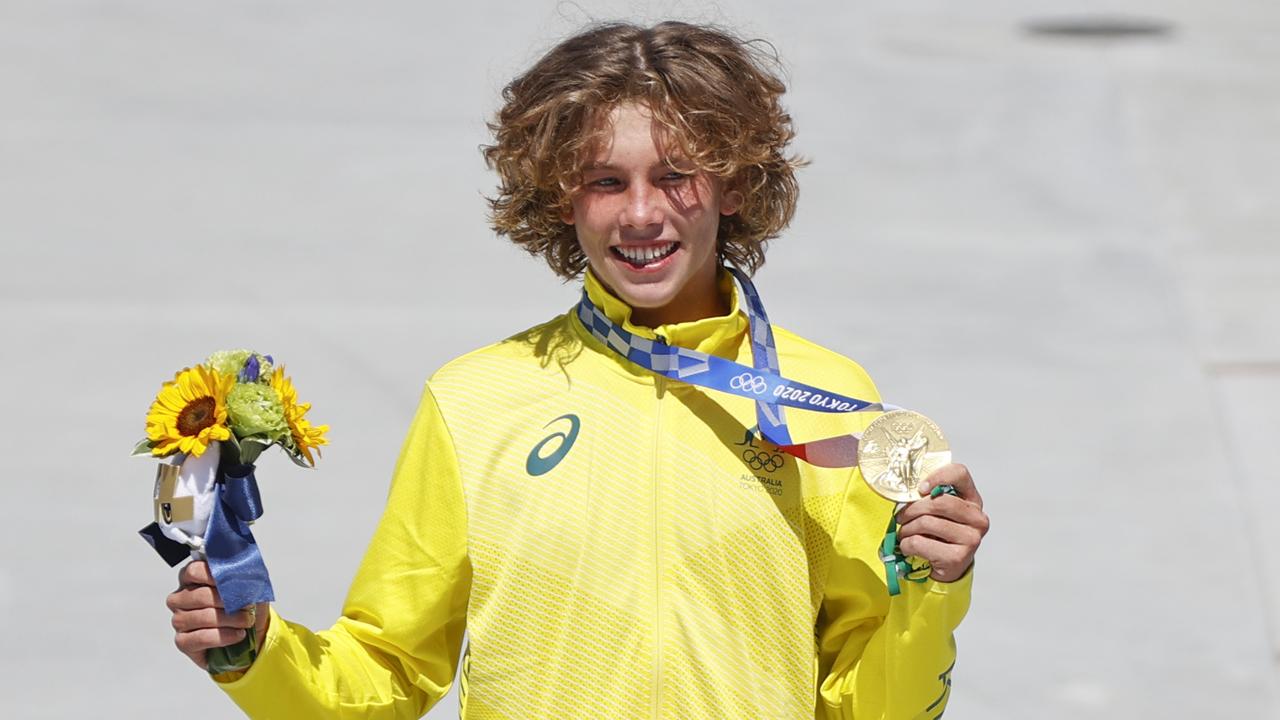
xmin=238 ymin=437 xmax=273 ymax=466
xmin=131 ymin=438 xmax=156 ymax=458
xmin=286 ymin=449 xmax=315 ymax=469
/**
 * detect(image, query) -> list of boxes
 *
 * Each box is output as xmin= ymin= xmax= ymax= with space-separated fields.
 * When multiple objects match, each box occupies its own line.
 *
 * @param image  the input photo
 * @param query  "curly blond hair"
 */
xmin=483 ymin=21 xmax=803 ymax=279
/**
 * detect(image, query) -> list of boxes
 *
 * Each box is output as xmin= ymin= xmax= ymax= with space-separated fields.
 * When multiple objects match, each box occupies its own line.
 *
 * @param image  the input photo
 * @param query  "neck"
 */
xmin=607 ymin=262 xmax=729 ymax=328
xmin=582 ymin=267 xmax=748 ymax=357
xmin=629 ymin=288 xmax=730 ymax=328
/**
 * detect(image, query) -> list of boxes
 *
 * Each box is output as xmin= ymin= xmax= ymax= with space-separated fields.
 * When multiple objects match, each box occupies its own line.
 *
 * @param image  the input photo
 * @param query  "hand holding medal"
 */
xmin=892 ymin=459 xmax=987 ymax=584
xmin=860 ymin=410 xmax=988 ymax=592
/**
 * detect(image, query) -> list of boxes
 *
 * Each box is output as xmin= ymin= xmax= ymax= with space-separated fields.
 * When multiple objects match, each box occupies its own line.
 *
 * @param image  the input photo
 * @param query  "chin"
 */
xmin=615 ymin=282 xmax=680 ymax=311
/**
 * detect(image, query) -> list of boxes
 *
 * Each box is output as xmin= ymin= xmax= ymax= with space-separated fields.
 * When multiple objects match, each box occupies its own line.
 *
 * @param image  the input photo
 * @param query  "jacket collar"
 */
xmin=582 ymin=268 xmax=749 ymax=360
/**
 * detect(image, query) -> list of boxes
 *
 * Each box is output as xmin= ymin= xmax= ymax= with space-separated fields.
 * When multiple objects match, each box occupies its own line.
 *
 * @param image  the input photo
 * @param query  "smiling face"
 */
xmin=564 ymin=103 xmax=741 ymax=327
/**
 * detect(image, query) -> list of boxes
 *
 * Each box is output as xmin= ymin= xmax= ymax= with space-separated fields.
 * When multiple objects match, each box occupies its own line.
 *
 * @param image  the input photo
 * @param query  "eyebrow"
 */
xmin=581 ymin=158 xmax=693 ymax=172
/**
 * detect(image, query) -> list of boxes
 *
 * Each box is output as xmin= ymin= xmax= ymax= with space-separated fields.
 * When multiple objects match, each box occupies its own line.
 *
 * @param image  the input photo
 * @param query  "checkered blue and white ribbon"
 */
xmin=576 ymin=268 xmax=883 ymax=453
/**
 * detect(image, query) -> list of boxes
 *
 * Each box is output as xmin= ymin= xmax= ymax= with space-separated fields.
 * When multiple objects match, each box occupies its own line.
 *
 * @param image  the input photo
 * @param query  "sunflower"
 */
xmin=146 ymin=365 xmax=235 ymax=458
xmin=269 ymin=367 xmax=329 ymax=466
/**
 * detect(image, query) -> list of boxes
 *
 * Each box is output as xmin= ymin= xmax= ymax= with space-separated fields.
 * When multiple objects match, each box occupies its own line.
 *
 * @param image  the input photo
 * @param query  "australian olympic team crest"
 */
xmin=742 ymin=446 xmax=783 ymax=473
xmin=734 ymin=426 xmax=786 ymax=496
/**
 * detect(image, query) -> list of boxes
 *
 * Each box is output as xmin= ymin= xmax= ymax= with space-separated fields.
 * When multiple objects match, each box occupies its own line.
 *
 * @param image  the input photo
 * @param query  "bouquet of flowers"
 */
xmin=135 ymin=349 xmax=327 ymax=674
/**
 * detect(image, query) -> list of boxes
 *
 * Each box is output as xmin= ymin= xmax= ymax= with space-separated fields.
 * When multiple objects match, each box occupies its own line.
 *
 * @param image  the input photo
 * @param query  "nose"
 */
xmin=620 ymin=181 xmax=663 ymax=229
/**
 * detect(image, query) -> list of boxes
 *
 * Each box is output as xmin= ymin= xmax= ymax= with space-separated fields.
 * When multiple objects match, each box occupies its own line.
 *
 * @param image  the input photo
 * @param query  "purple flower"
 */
xmin=240 ymin=354 xmax=260 ymax=383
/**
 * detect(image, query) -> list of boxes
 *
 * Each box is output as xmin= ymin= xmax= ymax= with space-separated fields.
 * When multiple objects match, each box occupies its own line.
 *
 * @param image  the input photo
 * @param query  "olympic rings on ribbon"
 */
xmin=742 ymin=448 xmax=784 ymax=472
xmin=729 ymin=372 xmax=769 ymax=395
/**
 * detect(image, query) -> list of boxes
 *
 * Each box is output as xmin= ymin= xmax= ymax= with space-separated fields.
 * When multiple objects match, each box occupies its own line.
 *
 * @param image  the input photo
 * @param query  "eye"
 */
xmin=588 ymin=177 xmax=621 ymax=189
xmin=660 ymin=171 xmax=689 ymax=183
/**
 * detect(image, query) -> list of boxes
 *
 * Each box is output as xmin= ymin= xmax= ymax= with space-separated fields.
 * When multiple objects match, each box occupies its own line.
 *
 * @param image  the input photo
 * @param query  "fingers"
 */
xmin=167 ymin=584 xmax=223 ymax=612
xmin=172 ymin=606 xmax=257 ymax=633
xmin=174 ymin=626 xmax=249 ymax=666
xmin=178 ymin=560 xmax=214 ymax=588
xmin=919 ymin=463 xmax=982 ymax=508
xmin=897 ymin=512 xmax=985 ymax=549
xmin=895 ymin=462 xmax=989 ymax=584
xmin=169 ymin=560 xmax=245 ymax=669
xmin=896 ymin=534 xmax=973 ymax=583
xmin=896 ymin=491 xmax=989 ymax=531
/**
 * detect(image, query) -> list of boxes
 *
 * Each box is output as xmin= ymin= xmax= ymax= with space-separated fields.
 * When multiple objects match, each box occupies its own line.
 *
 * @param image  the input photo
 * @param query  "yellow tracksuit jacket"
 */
xmin=218 ymin=271 xmax=971 ymax=719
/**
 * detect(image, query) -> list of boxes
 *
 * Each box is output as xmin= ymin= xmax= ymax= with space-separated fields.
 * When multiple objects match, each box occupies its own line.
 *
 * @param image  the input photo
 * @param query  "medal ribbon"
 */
xmin=577 ymin=268 xmax=883 ymax=461
xmin=578 ymin=267 xmax=948 ymax=596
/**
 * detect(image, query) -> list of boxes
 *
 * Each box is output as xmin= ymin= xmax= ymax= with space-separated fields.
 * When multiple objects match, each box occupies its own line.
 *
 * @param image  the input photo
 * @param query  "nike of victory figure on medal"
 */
xmin=857 ymin=410 xmax=952 ymax=503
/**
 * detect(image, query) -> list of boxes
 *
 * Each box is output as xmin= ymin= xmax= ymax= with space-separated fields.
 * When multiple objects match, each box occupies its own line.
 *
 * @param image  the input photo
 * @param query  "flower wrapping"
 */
xmin=155 ymin=448 xmax=219 ymax=550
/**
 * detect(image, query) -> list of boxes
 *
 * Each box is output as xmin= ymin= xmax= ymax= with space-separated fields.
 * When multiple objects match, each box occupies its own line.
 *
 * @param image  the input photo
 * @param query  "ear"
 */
xmin=721 ymin=189 xmax=744 ymax=217
xmin=560 ymin=206 xmax=575 ymax=225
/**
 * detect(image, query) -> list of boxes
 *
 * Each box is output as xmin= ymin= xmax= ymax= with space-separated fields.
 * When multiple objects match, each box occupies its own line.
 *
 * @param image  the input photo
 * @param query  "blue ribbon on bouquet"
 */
xmin=577 ymin=267 xmax=884 ymax=463
xmin=139 ymin=465 xmax=275 ymax=614
xmin=204 ymin=466 xmax=275 ymax=613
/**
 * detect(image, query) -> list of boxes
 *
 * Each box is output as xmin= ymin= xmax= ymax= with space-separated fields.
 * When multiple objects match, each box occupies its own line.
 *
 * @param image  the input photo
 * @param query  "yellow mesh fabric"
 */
xmin=217 ymin=273 xmax=970 ymax=719
xmin=425 ymin=300 xmax=889 ymax=719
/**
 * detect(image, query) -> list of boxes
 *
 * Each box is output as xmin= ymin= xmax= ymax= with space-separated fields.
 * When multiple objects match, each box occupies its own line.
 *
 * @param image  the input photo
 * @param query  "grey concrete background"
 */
xmin=2 ymin=1 xmax=1277 ymax=717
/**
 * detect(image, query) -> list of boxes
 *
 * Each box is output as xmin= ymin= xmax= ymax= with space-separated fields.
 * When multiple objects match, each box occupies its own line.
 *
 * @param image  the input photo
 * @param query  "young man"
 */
xmin=167 ymin=21 xmax=989 ymax=719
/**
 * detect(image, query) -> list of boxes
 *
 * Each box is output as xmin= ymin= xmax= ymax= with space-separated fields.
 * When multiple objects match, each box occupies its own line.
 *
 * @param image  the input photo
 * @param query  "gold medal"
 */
xmin=858 ymin=410 xmax=951 ymax=503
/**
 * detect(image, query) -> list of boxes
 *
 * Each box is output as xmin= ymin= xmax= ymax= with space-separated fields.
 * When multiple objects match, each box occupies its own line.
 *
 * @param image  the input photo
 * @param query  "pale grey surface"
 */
xmin=2 ymin=1 xmax=1277 ymax=718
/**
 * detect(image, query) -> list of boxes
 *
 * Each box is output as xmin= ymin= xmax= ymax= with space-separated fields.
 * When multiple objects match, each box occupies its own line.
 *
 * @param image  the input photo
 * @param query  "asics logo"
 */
xmin=729 ymin=372 xmax=768 ymax=395
xmin=526 ymin=414 xmax=581 ymax=476
xmin=742 ymin=448 xmax=784 ymax=472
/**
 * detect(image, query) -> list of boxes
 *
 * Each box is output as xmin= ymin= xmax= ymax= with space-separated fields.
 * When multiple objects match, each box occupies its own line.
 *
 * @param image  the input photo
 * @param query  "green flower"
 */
xmin=225 ymin=382 xmax=289 ymax=442
xmin=206 ymin=349 xmax=274 ymax=383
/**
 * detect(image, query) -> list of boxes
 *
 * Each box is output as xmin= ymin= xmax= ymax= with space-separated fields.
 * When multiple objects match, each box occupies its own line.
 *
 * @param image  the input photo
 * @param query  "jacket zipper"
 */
xmin=652 ymin=375 xmax=666 ymax=720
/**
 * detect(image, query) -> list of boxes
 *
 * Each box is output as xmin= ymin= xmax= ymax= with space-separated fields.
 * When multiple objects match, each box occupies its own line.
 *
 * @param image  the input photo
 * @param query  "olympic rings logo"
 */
xmin=742 ymin=448 xmax=784 ymax=473
xmin=730 ymin=372 xmax=769 ymax=395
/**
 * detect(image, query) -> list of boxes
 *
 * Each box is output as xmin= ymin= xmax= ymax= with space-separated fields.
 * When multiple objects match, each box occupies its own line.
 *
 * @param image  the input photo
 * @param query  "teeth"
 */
xmin=617 ymin=242 xmax=675 ymax=265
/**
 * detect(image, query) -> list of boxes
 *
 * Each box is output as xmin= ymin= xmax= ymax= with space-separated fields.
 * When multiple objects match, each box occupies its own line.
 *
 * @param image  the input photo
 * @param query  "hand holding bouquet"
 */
xmin=135 ymin=349 xmax=327 ymax=674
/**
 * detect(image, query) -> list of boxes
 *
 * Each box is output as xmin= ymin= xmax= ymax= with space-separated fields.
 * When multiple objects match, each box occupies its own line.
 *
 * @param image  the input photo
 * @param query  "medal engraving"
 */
xmin=858 ymin=410 xmax=951 ymax=502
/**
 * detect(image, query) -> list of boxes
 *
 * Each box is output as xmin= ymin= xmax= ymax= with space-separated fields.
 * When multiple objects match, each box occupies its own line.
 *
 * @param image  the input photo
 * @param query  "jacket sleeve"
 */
xmin=815 ymin=468 xmax=972 ymax=720
xmin=216 ymin=383 xmax=471 ymax=719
